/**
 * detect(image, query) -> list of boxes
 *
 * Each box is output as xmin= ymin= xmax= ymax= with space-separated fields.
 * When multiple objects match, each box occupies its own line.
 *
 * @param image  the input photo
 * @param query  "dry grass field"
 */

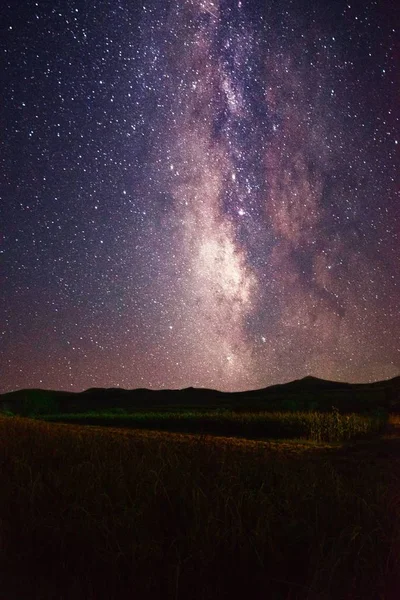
xmin=0 ymin=415 xmax=399 ymax=599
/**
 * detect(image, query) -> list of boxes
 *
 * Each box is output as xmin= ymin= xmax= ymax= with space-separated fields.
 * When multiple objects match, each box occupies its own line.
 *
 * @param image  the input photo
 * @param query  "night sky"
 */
xmin=1 ymin=0 xmax=399 ymax=394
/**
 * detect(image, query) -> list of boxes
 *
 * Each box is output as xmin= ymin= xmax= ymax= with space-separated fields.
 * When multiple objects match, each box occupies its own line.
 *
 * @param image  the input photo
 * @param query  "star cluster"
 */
xmin=1 ymin=0 xmax=399 ymax=392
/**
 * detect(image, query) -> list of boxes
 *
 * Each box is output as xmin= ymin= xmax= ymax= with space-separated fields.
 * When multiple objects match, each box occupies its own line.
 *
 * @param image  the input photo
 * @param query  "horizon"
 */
xmin=2 ymin=372 xmax=400 ymax=398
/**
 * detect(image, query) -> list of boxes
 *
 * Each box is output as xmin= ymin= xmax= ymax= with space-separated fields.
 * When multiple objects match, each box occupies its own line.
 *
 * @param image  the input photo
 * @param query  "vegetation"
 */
xmin=0 ymin=415 xmax=399 ymax=599
xmin=41 ymin=408 xmax=387 ymax=443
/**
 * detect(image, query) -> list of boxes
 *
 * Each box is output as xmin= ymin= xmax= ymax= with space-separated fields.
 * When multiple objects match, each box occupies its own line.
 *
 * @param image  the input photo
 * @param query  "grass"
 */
xmin=40 ymin=408 xmax=387 ymax=443
xmin=0 ymin=415 xmax=399 ymax=599
xmin=389 ymin=414 xmax=400 ymax=427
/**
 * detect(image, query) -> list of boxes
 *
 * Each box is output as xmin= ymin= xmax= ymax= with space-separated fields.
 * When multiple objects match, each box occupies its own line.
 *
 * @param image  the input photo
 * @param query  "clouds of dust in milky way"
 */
xmin=132 ymin=0 xmax=399 ymax=390
xmin=135 ymin=0 xmax=261 ymax=390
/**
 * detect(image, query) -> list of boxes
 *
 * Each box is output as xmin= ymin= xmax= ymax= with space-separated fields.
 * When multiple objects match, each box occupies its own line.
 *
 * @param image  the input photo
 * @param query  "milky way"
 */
xmin=1 ymin=0 xmax=399 ymax=392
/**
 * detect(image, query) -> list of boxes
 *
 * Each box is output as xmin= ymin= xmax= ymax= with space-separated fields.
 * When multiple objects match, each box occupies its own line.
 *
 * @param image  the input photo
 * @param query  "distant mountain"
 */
xmin=0 ymin=375 xmax=399 ymax=416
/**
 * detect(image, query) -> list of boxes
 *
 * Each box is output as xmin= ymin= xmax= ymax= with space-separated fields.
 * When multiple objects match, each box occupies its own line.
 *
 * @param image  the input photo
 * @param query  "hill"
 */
xmin=1 ymin=375 xmax=399 ymax=416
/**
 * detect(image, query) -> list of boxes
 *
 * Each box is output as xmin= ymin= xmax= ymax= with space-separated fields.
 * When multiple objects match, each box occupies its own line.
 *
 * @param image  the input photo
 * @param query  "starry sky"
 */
xmin=1 ymin=0 xmax=399 ymax=393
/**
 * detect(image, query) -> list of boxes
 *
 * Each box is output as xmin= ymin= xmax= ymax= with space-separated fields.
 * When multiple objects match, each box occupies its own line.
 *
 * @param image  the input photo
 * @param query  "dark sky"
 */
xmin=1 ymin=0 xmax=399 ymax=393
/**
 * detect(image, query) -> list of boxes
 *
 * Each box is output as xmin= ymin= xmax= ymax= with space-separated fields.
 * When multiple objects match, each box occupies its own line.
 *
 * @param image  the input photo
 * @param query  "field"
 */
xmin=41 ymin=408 xmax=387 ymax=443
xmin=1 ymin=413 xmax=399 ymax=599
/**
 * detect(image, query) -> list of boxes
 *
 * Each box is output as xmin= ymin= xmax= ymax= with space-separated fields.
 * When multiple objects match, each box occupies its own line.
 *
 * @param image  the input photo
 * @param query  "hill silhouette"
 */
xmin=0 ymin=375 xmax=399 ymax=416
